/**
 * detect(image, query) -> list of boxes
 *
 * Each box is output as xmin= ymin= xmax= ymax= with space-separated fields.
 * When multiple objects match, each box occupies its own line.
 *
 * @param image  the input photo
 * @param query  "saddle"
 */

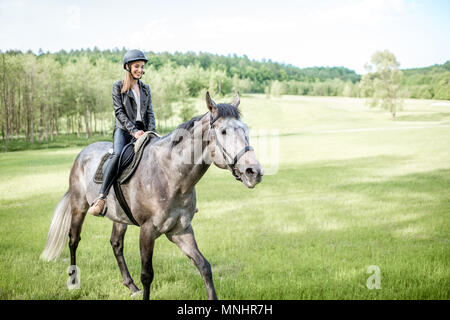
xmin=93 ymin=131 xmax=160 ymax=225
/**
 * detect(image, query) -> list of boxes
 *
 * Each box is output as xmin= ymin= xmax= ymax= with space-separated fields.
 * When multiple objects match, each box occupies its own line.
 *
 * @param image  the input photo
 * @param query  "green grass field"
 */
xmin=0 ymin=95 xmax=449 ymax=300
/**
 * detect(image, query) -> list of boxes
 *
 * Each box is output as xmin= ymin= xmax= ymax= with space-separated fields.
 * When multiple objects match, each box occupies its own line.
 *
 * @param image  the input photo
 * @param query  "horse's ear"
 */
xmin=206 ymin=91 xmax=217 ymax=112
xmin=231 ymin=92 xmax=240 ymax=108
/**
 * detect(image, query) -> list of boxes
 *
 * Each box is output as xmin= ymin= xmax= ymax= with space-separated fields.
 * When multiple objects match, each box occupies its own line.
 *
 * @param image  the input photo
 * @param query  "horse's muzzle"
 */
xmin=243 ymin=164 xmax=264 ymax=188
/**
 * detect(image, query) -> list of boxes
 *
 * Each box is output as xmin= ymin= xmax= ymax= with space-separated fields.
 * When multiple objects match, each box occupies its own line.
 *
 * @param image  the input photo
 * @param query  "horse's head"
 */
xmin=206 ymin=91 xmax=264 ymax=188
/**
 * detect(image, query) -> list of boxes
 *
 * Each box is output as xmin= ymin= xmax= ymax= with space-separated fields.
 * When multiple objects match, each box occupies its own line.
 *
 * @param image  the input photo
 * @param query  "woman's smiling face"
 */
xmin=128 ymin=61 xmax=145 ymax=79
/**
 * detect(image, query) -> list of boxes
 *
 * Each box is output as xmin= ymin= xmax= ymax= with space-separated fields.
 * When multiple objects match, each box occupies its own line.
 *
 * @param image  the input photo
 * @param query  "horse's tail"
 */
xmin=40 ymin=190 xmax=72 ymax=262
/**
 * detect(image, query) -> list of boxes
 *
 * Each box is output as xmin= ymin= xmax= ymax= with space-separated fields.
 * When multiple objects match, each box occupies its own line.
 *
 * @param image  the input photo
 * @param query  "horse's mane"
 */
xmin=162 ymin=103 xmax=241 ymax=149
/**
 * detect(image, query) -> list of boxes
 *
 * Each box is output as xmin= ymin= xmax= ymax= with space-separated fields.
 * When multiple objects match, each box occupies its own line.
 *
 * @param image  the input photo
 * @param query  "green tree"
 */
xmin=179 ymin=101 xmax=196 ymax=122
xmin=270 ymin=80 xmax=286 ymax=97
xmin=361 ymin=50 xmax=404 ymax=119
xmin=433 ymin=72 xmax=450 ymax=100
xmin=232 ymin=74 xmax=252 ymax=94
xmin=208 ymin=69 xmax=231 ymax=96
xmin=1 ymin=53 xmax=9 ymax=151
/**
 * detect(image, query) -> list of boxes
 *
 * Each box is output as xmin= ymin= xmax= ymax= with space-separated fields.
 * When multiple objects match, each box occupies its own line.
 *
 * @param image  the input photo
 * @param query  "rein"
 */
xmin=209 ymin=113 xmax=253 ymax=181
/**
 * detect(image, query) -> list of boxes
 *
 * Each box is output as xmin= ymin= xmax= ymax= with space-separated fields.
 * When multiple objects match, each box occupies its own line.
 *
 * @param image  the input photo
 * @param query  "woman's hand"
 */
xmin=134 ymin=130 xmax=145 ymax=139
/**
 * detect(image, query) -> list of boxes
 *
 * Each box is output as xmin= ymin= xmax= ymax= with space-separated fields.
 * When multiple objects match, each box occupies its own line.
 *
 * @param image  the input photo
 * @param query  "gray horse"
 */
xmin=41 ymin=92 xmax=264 ymax=300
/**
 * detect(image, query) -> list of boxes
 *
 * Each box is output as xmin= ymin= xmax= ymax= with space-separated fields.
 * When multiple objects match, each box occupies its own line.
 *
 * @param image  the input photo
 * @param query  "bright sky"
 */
xmin=1 ymin=0 xmax=449 ymax=74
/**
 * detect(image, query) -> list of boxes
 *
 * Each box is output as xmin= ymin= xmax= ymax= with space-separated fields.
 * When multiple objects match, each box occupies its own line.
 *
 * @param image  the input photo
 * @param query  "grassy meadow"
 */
xmin=0 ymin=95 xmax=449 ymax=300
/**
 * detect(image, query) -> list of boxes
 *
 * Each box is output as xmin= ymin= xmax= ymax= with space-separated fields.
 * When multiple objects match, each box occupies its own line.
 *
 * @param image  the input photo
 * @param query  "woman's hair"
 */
xmin=121 ymin=62 xmax=135 ymax=94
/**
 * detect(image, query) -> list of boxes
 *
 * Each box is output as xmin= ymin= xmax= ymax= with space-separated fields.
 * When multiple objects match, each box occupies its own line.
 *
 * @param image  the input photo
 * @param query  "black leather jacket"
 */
xmin=113 ymin=80 xmax=156 ymax=136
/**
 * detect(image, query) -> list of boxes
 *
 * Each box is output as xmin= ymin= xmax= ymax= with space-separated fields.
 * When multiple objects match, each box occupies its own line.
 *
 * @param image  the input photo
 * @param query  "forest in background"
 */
xmin=0 ymin=48 xmax=449 ymax=151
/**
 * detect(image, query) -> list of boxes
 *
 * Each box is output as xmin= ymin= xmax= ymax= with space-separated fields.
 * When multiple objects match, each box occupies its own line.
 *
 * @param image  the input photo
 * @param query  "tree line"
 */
xmin=0 ymin=48 xmax=449 ymax=151
xmin=401 ymin=61 xmax=450 ymax=100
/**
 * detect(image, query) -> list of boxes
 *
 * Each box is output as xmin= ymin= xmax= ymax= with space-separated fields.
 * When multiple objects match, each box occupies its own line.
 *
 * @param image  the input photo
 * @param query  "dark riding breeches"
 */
xmin=100 ymin=123 xmax=143 ymax=197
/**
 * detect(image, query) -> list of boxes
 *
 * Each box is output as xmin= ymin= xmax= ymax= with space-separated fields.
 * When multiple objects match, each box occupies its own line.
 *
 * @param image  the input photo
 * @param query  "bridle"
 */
xmin=209 ymin=113 xmax=253 ymax=181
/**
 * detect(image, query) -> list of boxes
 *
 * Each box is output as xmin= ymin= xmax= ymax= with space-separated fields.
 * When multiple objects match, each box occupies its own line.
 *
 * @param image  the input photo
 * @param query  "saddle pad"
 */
xmin=119 ymin=131 xmax=158 ymax=184
xmin=93 ymin=151 xmax=112 ymax=184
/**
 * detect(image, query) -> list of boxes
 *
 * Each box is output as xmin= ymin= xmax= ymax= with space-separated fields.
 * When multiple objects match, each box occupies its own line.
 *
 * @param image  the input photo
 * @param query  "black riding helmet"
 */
xmin=123 ymin=49 xmax=148 ymax=71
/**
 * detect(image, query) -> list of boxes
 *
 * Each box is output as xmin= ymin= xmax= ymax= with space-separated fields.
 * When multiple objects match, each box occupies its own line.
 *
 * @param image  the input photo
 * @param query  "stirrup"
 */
xmin=99 ymin=202 xmax=108 ymax=217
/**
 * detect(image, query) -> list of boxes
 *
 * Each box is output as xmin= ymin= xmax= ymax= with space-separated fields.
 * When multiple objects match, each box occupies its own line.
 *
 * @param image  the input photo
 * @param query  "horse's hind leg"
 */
xmin=166 ymin=226 xmax=218 ymax=300
xmin=68 ymin=208 xmax=85 ymax=266
xmin=67 ymin=195 xmax=88 ymax=286
xmin=110 ymin=222 xmax=141 ymax=296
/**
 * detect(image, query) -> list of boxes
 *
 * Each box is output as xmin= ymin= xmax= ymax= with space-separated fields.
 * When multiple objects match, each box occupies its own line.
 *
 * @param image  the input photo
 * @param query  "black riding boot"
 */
xmin=100 ymin=154 xmax=121 ymax=197
xmin=101 ymin=127 xmax=134 ymax=197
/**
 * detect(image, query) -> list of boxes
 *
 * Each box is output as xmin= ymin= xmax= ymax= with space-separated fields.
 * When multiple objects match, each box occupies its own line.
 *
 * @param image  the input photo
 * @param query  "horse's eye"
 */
xmin=221 ymin=129 xmax=226 ymax=135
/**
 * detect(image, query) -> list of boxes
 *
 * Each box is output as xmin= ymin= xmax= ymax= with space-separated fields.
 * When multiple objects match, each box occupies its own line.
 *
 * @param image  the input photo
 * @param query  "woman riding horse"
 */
xmin=87 ymin=49 xmax=156 ymax=216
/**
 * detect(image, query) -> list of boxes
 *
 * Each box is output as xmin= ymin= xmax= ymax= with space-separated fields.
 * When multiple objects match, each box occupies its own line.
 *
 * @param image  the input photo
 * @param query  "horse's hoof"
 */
xmin=131 ymin=290 xmax=142 ymax=299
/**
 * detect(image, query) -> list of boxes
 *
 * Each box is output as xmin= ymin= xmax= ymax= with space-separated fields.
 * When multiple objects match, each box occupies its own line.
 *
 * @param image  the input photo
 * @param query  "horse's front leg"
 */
xmin=139 ymin=222 xmax=157 ymax=300
xmin=166 ymin=226 xmax=218 ymax=300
